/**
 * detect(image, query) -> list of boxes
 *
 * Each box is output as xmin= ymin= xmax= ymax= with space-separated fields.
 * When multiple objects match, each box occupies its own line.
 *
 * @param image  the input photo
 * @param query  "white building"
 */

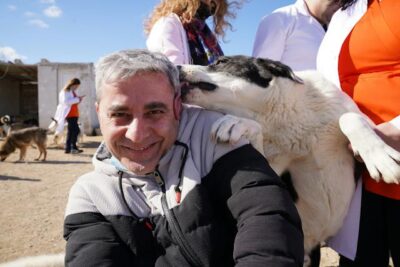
xmin=0 ymin=60 xmax=99 ymax=135
xmin=38 ymin=60 xmax=98 ymax=135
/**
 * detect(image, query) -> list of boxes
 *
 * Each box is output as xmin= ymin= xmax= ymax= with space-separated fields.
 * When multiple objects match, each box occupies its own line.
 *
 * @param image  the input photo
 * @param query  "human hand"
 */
xmin=374 ymin=121 xmax=400 ymax=151
xmin=79 ymin=95 xmax=86 ymax=102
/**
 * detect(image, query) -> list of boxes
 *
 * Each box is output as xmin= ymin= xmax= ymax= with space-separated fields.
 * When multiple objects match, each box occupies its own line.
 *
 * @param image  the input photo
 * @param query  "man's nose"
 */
xmin=125 ymin=118 xmax=147 ymax=142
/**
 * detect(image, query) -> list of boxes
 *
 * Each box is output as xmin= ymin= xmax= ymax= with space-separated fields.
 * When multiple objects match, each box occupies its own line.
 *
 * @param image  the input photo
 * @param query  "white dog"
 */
xmin=179 ymin=55 xmax=400 ymax=260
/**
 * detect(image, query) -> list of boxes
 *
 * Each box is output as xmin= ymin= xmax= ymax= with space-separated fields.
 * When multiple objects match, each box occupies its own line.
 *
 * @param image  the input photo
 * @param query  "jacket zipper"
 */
xmin=154 ymin=170 xmax=203 ymax=267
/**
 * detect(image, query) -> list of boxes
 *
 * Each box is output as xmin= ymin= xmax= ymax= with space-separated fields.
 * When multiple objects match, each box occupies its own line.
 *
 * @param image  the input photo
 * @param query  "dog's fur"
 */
xmin=48 ymin=118 xmax=84 ymax=147
xmin=0 ymin=127 xmax=48 ymax=162
xmin=179 ymin=56 xmax=400 ymax=259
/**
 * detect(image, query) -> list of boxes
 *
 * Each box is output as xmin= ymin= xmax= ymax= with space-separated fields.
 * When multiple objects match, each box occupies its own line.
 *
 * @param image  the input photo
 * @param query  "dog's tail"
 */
xmin=0 ymin=253 xmax=64 ymax=267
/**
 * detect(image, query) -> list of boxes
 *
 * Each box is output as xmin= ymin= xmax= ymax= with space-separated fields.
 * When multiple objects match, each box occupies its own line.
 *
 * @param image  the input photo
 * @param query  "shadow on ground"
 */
xmin=0 ymin=175 xmax=41 ymax=182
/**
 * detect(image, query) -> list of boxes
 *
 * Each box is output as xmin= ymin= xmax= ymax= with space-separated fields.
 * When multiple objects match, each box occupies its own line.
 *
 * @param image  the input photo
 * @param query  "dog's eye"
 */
xmin=214 ymin=58 xmax=227 ymax=65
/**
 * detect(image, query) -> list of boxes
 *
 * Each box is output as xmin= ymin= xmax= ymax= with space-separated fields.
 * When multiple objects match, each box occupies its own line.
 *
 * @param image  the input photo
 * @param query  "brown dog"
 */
xmin=0 ymin=127 xmax=48 ymax=162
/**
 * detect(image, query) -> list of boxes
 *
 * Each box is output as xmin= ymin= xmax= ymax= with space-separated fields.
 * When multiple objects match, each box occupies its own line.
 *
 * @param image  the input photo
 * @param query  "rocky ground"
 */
xmin=0 ymin=135 xmax=340 ymax=266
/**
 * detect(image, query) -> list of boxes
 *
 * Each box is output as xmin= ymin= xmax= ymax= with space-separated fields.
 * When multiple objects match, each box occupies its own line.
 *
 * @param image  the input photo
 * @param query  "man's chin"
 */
xmin=121 ymin=159 xmax=156 ymax=175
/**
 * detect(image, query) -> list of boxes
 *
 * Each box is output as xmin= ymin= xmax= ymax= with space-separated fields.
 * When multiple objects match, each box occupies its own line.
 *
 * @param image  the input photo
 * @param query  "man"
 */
xmin=252 ymin=0 xmax=340 ymax=71
xmin=63 ymin=49 xmax=304 ymax=266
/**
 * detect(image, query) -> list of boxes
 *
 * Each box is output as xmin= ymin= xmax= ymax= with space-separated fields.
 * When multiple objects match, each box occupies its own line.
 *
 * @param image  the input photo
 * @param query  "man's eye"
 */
xmin=109 ymin=112 xmax=130 ymax=118
xmin=147 ymin=110 xmax=165 ymax=116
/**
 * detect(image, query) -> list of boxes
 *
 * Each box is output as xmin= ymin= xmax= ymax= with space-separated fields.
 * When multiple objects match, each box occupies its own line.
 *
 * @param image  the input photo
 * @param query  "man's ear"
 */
xmin=173 ymin=93 xmax=182 ymax=120
xmin=95 ymin=102 xmax=99 ymax=114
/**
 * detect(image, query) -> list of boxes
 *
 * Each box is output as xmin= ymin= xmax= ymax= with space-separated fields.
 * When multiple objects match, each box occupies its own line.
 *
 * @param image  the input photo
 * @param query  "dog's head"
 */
xmin=0 ymin=115 xmax=11 ymax=126
xmin=0 ymin=151 xmax=8 ymax=161
xmin=179 ymin=55 xmax=302 ymax=116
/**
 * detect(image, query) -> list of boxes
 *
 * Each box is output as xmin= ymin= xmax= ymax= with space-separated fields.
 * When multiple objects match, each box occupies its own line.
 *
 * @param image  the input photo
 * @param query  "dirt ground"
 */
xmin=0 ymin=134 xmax=340 ymax=266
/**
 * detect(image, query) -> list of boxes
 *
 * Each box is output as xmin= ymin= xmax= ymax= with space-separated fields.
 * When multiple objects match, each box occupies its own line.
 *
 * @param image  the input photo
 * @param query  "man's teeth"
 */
xmin=130 ymin=145 xmax=150 ymax=151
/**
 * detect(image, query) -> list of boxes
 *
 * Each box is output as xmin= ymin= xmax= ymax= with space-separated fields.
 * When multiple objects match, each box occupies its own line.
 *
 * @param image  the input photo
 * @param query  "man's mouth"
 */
xmin=122 ymin=143 xmax=156 ymax=152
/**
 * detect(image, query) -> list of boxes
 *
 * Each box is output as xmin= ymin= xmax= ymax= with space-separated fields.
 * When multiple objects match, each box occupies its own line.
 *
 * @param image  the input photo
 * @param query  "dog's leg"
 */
xmin=339 ymin=112 xmax=400 ymax=184
xmin=36 ymin=144 xmax=47 ymax=161
xmin=19 ymin=147 xmax=27 ymax=162
xmin=210 ymin=114 xmax=265 ymax=156
xmin=40 ymin=144 xmax=47 ymax=161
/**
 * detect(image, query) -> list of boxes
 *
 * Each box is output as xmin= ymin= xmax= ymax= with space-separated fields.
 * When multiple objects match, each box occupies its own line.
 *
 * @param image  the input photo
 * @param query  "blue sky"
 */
xmin=0 ymin=0 xmax=293 ymax=64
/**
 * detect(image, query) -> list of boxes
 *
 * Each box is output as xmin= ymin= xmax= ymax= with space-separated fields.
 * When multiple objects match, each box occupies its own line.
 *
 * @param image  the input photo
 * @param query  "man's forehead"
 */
xmin=106 ymin=101 xmax=169 ymax=111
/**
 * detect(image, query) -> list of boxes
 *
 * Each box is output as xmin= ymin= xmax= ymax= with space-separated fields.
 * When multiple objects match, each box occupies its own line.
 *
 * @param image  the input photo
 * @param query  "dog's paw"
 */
xmin=340 ymin=113 xmax=400 ymax=184
xmin=211 ymin=115 xmax=265 ymax=155
xmin=357 ymin=140 xmax=400 ymax=184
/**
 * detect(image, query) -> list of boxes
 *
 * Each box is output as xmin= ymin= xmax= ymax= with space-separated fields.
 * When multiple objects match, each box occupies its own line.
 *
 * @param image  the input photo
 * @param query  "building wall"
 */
xmin=0 ymin=79 xmax=20 ymax=116
xmin=38 ymin=62 xmax=98 ymax=135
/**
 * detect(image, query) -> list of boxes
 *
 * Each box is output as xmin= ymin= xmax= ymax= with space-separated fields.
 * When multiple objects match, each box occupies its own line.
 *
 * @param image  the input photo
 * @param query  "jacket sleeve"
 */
xmin=63 ymin=178 xmax=138 ymax=267
xmin=146 ymin=15 xmax=189 ymax=64
xmin=64 ymin=212 xmax=136 ymax=267
xmin=211 ymin=144 xmax=304 ymax=267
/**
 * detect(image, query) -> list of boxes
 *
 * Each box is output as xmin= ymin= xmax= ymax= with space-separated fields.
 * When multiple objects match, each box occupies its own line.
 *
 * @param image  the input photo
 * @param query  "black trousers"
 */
xmin=65 ymin=117 xmax=80 ymax=152
xmin=340 ymin=188 xmax=400 ymax=267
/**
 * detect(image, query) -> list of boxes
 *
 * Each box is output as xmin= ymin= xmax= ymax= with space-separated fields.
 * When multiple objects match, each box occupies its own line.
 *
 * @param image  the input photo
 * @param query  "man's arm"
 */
xmin=63 ymin=177 xmax=149 ymax=267
xmin=64 ymin=212 xmax=136 ymax=267
xmin=211 ymin=144 xmax=304 ymax=267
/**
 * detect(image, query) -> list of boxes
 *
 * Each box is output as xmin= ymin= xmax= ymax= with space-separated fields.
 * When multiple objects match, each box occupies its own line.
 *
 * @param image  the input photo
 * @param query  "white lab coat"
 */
xmin=49 ymin=90 xmax=80 ymax=135
xmin=252 ymin=0 xmax=325 ymax=71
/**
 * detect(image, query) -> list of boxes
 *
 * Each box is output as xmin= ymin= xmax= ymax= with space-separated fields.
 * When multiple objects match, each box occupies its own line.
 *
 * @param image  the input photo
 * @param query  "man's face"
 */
xmin=96 ymin=72 xmax=181 ymax=175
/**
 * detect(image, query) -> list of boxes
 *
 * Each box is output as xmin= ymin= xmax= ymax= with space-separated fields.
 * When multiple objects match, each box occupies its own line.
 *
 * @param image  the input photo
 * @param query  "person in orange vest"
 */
xmin=51 ymin=78 xmax=85 ymax=154
xmin=317 ymin=0 xmax=400 ymax=266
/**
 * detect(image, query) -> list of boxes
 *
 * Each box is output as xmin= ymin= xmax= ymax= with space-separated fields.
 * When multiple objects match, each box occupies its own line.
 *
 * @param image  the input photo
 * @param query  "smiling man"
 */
xmin=63 ymin=49 xmax=304 ymax=267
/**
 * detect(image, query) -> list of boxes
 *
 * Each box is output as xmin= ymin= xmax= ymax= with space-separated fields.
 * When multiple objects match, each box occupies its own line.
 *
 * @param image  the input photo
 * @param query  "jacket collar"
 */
xmin=317 ymin=0 xmax=368 ymax=87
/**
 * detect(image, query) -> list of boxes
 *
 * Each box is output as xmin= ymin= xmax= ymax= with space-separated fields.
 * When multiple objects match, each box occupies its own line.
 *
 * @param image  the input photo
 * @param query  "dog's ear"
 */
xmin=255 ymin=58 xmax=303 ymax=84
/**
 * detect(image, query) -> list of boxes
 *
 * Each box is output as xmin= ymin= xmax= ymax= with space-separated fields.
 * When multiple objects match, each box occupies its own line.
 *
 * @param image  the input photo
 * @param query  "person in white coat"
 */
xmin=252 ymin=0 xmax=340 ymax=71
xmin=317 ymin=0 xmax=400 ymax=266
xmin=145 ymin=0 xmax=242 ymax=65
xmin=49 ymin=78 xmax=85 ymax=154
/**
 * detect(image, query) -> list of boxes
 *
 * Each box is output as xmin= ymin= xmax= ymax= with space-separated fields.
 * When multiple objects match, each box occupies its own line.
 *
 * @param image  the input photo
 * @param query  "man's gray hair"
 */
xmin=95 ymin=49 xmax=180 ymax=101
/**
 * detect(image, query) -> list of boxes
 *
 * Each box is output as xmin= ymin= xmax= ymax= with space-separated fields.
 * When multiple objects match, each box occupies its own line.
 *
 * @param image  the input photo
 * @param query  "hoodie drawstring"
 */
xmin=118 ymin=171 xmax=153 ymax=230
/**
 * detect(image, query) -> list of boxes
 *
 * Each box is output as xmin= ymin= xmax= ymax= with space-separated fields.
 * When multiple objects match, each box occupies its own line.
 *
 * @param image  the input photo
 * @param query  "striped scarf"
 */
xmin=183 ymin=18 xmax=224 ymax=65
